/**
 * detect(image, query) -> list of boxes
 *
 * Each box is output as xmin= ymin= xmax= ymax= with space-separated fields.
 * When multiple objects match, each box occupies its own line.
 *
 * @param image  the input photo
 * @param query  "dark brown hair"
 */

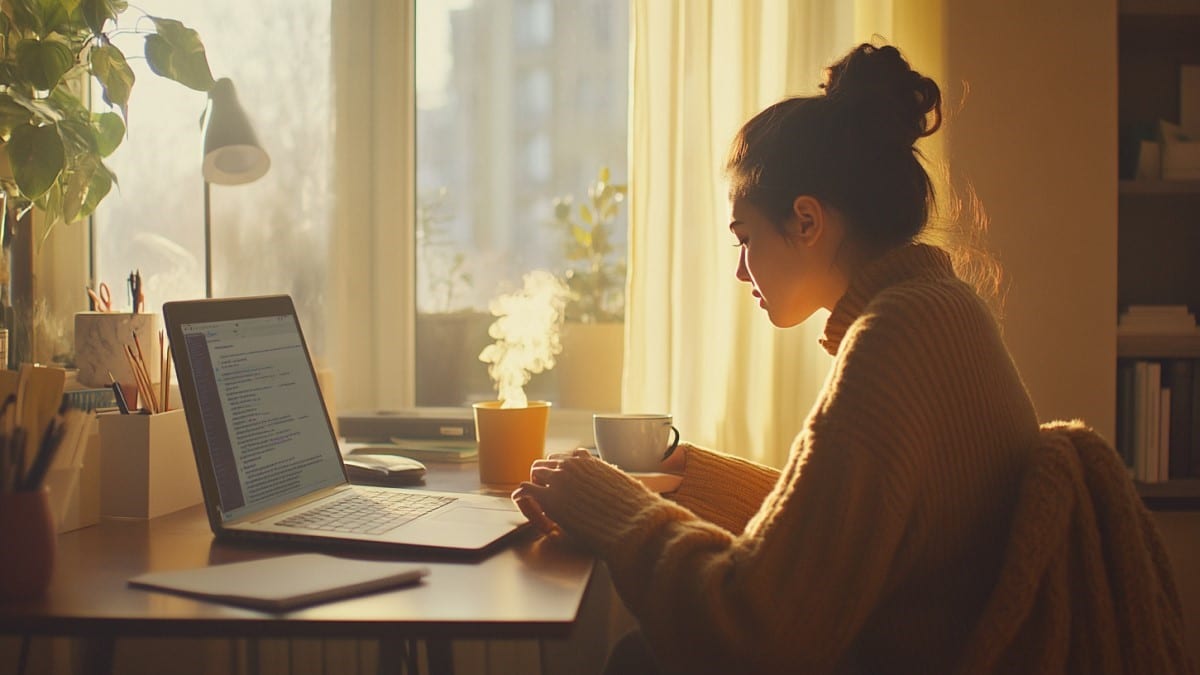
xmin=726 ymin=43 xmax=943 ymax=256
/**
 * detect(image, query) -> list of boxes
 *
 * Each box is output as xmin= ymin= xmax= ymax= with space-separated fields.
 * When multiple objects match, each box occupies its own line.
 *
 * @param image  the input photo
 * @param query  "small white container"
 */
xmin=99 ymin=408 xmax=201 ymax=519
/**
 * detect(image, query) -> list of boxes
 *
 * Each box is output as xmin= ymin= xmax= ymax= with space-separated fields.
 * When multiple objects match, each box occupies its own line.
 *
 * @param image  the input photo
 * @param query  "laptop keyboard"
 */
xmin=277 ymin=489 xmax=456 ymax=535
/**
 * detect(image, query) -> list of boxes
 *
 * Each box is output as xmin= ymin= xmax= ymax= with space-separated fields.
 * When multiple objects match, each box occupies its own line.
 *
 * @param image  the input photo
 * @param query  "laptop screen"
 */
xmin=180 ymin=313 xmax=343 ymax=522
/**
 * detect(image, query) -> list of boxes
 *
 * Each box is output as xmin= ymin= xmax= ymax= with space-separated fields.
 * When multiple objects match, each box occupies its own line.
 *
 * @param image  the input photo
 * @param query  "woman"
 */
xmin=513 ymin=43 xmax=1040 ymax=673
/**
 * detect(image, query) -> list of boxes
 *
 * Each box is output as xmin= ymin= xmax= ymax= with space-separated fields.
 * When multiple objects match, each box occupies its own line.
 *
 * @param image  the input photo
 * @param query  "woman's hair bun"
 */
xmin=821 ymin=43 xmax=942 ymax=147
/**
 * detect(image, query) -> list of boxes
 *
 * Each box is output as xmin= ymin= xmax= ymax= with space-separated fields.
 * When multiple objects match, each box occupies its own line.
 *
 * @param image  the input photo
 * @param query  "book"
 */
xmin=372 ymin=438 xmax=479 ymax=463
xmin=1147 ymin=362 xmax=1162 ymax=482
xmin=1192 ymin=359 xmax=1200 ymax=478
xmin=1134 ymin=361 xmax=1149 ymax=481
xmin=338 ymin=408 xmax=475 ymax=442
xmin=1165 ymin=359 xmax=1193 ymax=479
xmin=1118 ymin=305 xmax=1199 ymax=336
xmin=1117 ymin=361 xmax=1136 ymax=468
xmin=341 ymin=438 xmax=478 ymax=464
xmin=1159 ymin=387 xmax=1171 ymax=483
xmin=128 ymin=553 xmax=429 ymax=612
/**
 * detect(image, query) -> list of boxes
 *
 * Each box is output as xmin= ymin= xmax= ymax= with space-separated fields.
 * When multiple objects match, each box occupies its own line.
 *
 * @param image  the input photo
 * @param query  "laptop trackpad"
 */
xmin=433 ymin=506 xmax=525 ymax=526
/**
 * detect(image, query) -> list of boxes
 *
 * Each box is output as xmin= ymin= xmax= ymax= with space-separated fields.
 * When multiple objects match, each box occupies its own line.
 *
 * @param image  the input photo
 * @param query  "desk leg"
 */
xmin=425 ymin=640 xmax=453 ymax=675
xmin=79 ymin=637 xmax=114 ymax=675
xmin=377 ymin=637 xmax=406 ymax=675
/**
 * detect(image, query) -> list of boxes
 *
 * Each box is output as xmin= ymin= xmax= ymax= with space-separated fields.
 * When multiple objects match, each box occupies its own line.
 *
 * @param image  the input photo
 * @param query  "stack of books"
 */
xmin=1116 ymin=307 xmax=1200 ymax=483
xmin=1117 ymin=305 xmax=1200 ymax=336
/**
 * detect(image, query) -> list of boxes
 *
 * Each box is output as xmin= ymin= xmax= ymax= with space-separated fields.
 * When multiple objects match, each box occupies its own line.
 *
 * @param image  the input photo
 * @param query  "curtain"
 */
xmin=624 ymin=0 xmax=900 ymax=467
xmin=328 ymin=0 xmax=416 ymax=413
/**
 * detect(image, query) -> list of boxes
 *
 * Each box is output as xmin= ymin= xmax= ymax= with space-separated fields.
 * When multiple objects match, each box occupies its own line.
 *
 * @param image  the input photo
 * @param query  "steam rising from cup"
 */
xmin=478 ymin=271 xmax=570 ymax=408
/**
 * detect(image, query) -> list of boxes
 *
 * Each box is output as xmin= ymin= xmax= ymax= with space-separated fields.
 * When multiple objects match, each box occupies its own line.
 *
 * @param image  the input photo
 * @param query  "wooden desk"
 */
xmin=0 ymin=462 xmax=597 ymax=673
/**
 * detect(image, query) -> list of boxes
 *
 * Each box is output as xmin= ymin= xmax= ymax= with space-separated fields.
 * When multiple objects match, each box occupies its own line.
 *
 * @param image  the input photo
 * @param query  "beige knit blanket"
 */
xmin=956 ymin=421 xmax=1193 ymax=674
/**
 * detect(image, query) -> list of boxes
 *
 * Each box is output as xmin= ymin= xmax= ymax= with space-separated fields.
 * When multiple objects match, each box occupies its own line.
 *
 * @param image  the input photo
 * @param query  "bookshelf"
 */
xmin=1118 ymin=0 xmax=1200 ymax=509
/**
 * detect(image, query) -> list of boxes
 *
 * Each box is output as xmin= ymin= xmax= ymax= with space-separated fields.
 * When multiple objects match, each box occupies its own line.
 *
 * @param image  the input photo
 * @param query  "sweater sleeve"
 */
xmin=667 ymin=443 xmax=780 ymax=534
xmin=546 ymin=308 xmax=947 ymax=674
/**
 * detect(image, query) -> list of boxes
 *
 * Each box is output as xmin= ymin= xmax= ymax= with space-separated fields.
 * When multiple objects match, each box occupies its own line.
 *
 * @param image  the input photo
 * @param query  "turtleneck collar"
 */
xmin=818 ymin=243 xmax=956 ymax=355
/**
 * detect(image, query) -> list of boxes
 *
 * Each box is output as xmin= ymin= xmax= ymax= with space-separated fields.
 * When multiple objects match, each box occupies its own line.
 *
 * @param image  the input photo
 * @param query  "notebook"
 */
xmin=163 ymin=295 xmax=528 ymax=555
xmin=129 ymin=553 xmax=429 ymax=611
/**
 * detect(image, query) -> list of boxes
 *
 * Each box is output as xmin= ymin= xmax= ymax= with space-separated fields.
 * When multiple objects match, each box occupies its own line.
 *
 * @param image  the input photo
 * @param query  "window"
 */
xmin=415 ymin=0 xmax=629 ymax=409
xmin=83 ymin=0 xmax=627 ymax=412
xmin=93 ymin=0 xmax=333 ymax=355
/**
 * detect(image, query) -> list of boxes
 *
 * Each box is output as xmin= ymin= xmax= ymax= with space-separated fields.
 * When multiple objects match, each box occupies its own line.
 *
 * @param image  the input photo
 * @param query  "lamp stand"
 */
xmin=203 ymin=180 xmax=212 ymax=298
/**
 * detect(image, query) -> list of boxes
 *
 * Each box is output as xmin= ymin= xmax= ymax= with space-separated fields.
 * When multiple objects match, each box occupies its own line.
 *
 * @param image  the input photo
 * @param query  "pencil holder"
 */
xmin=99 ymin=409 xmax=201 ymax=519
xmin=74 ymin=312 xmax=160 ymax=389
xmin=0 ymin=487 xmax=56 ymax=601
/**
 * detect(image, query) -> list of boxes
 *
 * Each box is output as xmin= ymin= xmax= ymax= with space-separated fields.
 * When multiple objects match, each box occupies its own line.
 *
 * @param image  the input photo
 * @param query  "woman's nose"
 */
xmin=735 ymin=247 xmax=751 ymax=282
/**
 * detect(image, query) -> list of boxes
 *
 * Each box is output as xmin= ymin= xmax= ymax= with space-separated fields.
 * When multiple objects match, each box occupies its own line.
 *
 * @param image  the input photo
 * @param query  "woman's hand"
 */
xmin=660 ymin=441 xmax=690 ymax=475
xmin=511 ymin=448 xmax=608 ymax=542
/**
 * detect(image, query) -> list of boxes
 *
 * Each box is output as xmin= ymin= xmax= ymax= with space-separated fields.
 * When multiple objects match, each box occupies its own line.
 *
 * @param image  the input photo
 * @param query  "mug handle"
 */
xmin=662 ymin=425 xmax=681 ymax=460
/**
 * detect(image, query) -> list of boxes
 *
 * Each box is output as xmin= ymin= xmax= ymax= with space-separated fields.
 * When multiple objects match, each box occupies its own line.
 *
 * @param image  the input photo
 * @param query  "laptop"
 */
xmin=163 ymin=295 xmax=528 ymax=555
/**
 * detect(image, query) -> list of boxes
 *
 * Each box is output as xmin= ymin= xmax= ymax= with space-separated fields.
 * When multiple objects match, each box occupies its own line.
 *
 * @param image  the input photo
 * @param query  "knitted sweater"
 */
xmin=550 ymin=243 xmax=1041 ymax=674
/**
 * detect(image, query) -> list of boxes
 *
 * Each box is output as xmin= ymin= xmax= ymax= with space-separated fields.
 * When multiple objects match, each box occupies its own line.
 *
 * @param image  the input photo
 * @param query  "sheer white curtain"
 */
xmin=624 ymin=0 xmax=899 ymax=466
xmin=328 ymin=0 xmax=416 ymax=413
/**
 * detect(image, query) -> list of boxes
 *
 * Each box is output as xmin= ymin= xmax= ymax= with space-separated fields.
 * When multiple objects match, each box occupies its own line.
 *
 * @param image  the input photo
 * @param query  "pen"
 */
xmin=21 ymin=415 xmax=63 ymax=491
xmin=109 ymin=371 xmax=131 ymax=414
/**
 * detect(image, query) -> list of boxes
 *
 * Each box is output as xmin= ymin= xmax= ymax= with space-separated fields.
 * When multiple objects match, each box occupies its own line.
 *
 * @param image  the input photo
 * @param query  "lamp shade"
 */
xmin=202 ymin=78 xmax=270 ymax=185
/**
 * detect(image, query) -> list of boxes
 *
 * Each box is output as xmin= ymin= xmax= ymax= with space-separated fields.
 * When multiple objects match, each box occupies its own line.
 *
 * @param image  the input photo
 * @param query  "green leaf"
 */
xmin=553 ymin=198 xmax=572 ymax=221
xmin=92 ymin=111 xmax=123 ymax=156
xmin=58 ymin=117 xmax=98 ymax=155
xmin=34 ymin=181 xmax=63 ymax=231
xmin=90 ymin=43 xmax=134 ymax=116
xmin=6 ymin=88 xmax=65 ymax=124
xmin=16 ymin=38 xmax=73 ymax=90
xmin=63 ymin=157 xmax=97 ymax=223
xmin=11 ymin=0 xmax=47 ymax=37
xmin=8 ymin=122 xmax=65 ymax=199
xmin=144 ymin=17 xmax=215 ymax=92
xmin=570 ymin=224 xmax=591 ymax=249
xmin=78 ymin=161 xmax=113 ymax=220
xmin=580 ymin=204 xmax=594 ymax=226
xmin=80 ymin=0 xmax=128 ymax=36
xmin=598 ymin=166 xmax=610 ymax=184
xmin=47 ymin=85 xmax=89 ymax=121
xmin=0 ymin=94 xmax=33 ymax=140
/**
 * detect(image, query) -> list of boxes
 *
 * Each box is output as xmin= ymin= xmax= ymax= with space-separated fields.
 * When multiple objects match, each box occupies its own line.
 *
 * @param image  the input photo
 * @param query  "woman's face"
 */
xmin=728 ymin=196 xmax=846 ymax=328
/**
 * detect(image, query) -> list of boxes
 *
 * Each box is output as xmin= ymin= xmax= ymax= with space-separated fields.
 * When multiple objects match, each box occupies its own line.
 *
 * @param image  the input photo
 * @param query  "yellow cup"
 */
xmin=472 ymin=401 xmax=551 ymax=490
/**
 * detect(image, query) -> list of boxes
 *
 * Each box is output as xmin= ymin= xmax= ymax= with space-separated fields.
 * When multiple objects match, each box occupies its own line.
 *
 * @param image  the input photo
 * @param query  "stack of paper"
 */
xmin=1118 ymin=305 xmax=1200 ymax=336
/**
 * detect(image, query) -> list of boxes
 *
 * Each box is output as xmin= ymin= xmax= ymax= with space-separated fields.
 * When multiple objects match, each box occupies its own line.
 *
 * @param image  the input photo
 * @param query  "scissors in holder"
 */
xmin=87 ymin=282 xmax=114 ymax=312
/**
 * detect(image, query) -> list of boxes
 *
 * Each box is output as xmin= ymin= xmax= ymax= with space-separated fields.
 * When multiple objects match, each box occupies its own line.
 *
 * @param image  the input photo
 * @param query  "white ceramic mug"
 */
xmin=593 ymin=413 xmax=680 ymax=473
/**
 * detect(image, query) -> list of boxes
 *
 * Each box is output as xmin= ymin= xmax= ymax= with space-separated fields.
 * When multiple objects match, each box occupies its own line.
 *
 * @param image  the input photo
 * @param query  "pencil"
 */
xmin=129 ymin=336 xmax=160 ymax=413
xmin=124 ymin=346 xmax=152 ymax=412
xmin=163 ymin=343 xmax=172 ymax=411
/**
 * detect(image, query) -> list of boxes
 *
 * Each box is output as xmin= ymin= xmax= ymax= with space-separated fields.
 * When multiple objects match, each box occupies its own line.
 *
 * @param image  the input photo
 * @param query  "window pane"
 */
xmin=415 ymin=0 xmax=629 ymax=409
xmin=93 ymin=0 xmax=333 ymax=355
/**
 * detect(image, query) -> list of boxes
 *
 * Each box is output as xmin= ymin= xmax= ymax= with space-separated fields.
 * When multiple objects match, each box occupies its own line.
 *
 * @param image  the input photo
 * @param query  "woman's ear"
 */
xmin=786 ymin=195 xmax=824 ymax=246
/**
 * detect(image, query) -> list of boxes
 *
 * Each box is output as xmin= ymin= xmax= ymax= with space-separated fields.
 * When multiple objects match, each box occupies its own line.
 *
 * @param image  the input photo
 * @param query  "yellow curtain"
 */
xmin=624 ymin=0 xmax=910 ymax=466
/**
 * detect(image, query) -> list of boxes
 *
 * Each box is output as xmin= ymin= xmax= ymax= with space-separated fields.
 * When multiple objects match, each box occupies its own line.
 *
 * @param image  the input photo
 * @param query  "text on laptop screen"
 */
xmin=180 ymin=315 xmax=342 ymax=522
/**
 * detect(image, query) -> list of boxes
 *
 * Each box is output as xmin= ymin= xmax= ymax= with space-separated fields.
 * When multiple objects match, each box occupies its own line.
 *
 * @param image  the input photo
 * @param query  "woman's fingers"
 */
xmin=530 ymin=464 xmax=559 ymax=486
xmin=512 ymin=492 xmax=560 ymax=537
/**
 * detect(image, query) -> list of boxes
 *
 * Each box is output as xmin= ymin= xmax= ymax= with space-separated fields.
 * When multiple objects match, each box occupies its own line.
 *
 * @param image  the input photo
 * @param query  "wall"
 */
xmin=940 ymin=0 xmax=1118 ymax=441
xmin=936 ymin=2 xmax=1199 ymax=668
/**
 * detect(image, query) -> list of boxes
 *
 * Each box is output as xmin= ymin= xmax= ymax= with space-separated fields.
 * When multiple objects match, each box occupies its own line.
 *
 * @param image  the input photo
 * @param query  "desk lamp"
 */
xmin=201 ymin=77 xmax=270 ymax=298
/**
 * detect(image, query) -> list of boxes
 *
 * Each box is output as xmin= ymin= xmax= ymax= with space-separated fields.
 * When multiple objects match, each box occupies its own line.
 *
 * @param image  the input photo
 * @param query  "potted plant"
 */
xmin=550 ymin=166 xmax=627 ymax=411
xmin=0 ymin=0 xmax=215 ymax=366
